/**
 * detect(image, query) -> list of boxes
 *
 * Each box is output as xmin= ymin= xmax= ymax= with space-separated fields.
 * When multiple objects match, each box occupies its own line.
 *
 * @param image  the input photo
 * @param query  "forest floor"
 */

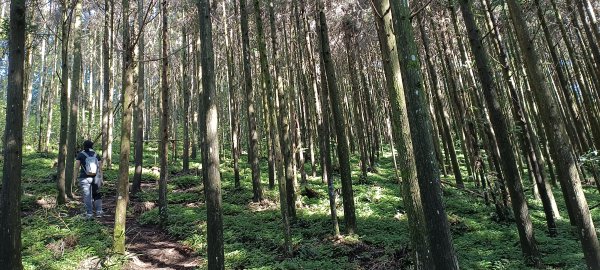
xmin=5 ymin=144 xmax=600 ymax=269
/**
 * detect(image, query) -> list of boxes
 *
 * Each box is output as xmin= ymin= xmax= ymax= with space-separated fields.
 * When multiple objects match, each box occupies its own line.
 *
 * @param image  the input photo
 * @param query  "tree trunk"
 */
xmin=44 ymin=34 xmax=58 ymax=153
xmin=113 ymin=0 xmax=135 ymax=254
xmin=36 ymin=37 xmax=47 ymax=152
xmin=418 ymin=20 xmax=464 ymax=189
xmin=182 ymin=27 xmax=190 ymax=173
xmin=316 ymin=0 xmax=356 ymax=234
xmin=65 ymin=0 xmax=83 ymax=200
xmin=371 ymin=0 xmax=431 ymax=266
xmin=458 ymin=0 xmax=542 ymax=263
xmin=0 ymin=0 xmax=26 ymax=267
xmin=224 ymin=1 xmax=240 ymax=188
xmin=102 ymin=0 xmax=113 ymax=170
xmin=313 ymin=3 xmax=339 ymax=235
xmin=506 ymin=0 xmax=600 ymax=267
xmin=343 ymin=23 xmax=369 ymax=183
xmin=198 ymin=0 xmax=225 ymax=268
xmin=132 ymin=0 xmax=145 ymax=195
xmin=158 ymin=0 xmax=170 ymax=225
xmin=56 ymin=0 xmax=71 ymax=205
xmin=389 ymin=1 xmax=459 ymax=268
xmin=240 ymin=0 xmax=263 ymax=202
xmin=22 ymin=31 xmax=33 ymax=127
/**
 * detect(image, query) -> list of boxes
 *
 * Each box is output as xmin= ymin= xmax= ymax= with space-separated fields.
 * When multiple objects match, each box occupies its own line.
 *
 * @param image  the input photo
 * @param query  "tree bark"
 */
xmin=506 ymin=0 xmax=600 ymax=267
xmin=158 ymin=0 xmax=170 ymax=225
xmin=113 ymin=0 xmax=135 ymax=254
xmin=102 ymin=0 xmax=113 ymax=170
xmin=389 ymin=1 xmax=459 ymax=268
xmin=182 ymin=27 xmax=190 ymax=173
xmin=458 ymin=0 xmax=542 ymax=263
xmin=132 ymin=0 xmax=145 ymax=195
xmin=56 ymin=0 xmax=71 ymax=205
xmin=65 ymin=0 xmax=83 ymax=200
xmin=0 ymin=0 xmax=26 ymax=268
xmin=316 ymin=0 xmax=356 ymax=234
xmin=198 ymin=0 xmax=225 ymax=268
xmin=371 ymin=0 xmax=431 ymax=266
xmin=240 ymin=0 xmax=263 ymax=202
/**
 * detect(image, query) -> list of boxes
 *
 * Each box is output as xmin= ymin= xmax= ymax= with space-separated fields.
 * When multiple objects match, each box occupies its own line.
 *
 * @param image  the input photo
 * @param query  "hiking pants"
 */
xmin=79 ymin=177 xmax=102 ymax=215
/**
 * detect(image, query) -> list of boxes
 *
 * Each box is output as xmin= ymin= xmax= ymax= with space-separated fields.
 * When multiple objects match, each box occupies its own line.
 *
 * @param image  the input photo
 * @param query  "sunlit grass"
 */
xmin=13 ymin=145 xmax=599 ymax=269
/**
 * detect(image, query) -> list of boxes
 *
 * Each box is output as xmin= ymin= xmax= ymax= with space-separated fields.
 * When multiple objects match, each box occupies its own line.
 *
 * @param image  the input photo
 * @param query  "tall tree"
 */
xmin=389 ymin=1 xmax=459 ymax=268
xmin=102 ymin=0 xmax=114 ymax=170
xmin=132 ymin=0 xmax=145 ymax=195
xmin=65 ymin=0 xmax=83 ymax=200
xmin=224 ymin=0 xmax=241 ymax=188
xmin=36 ymin=35 xmax=47 ymax=153
xmin=158 ymin=0 xmax=169 ymax=225
xmin=269 ymin=0 xmax=293 ymax=253
xmin=506 ymin=0 xmax=600 ymax=267
xmin=457 ymin=0 xmax=541 ymax=263
xmin=113 ymin=0 xmax=136 ymax=254
xmin=182 ymin=27 xmax=190 ymax=173
xmin=371 ymin=0 xmax=431 ymax=266
xmin=239 ymin=0 xmax=263 ymax=202
xmin=56 ymin=0 xmax=72 ymax=205
xmin=198 ymin=0 xmax=224 ymax=268
xmin=0 ymin=0 xmax=26 ymax=268
xmin=316 ymin=0 xmax=357 ymax=234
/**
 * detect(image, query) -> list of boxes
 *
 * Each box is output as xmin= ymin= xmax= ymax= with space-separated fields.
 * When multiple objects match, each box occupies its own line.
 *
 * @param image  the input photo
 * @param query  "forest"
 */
xmin=0 ymin=0 xmax=599 ymax=269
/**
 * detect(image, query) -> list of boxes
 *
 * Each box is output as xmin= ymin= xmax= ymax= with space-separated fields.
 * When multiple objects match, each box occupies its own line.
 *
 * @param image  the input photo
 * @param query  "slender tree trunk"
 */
xmin=224 ymin=2 xmax=240 ymax=188
xmin=36 ymin=38 xmax=47 ymax=152
xmin=264 ymin=0 xmax=293 ymax=253
xmin=418 ymin=20 xmax=464 ymax=189
xmin=240 ymin=0 xmax=263 ymax=202
xmin=371 ymin=0 xmax=431 ymax=266
xmin=458 ymin=0 xmax=542 ymax=263
xmin=0 ymin=0 xmax=26 ymax=268
xmin=132 ymin=0 xmax=145 ymax=195
xmin=253 ymin=0 xmax=277 ymax=193
xmin=281 ymin=10 xmax=299 ymax=223
xmin=44 ymin=35 xmax=58 ymax=153
xmin=158 ymin=0 xmax=170 ymax=225
xmin=506 ymin=0 xmax=600 ymax=267
xmin=113 ymin=0 xmax=135 ymax=254
xmin=182 ymin=27 xmax=190 ymax=173
xmin=389 ymin=1 xmax=459 ymax=268
xmin=317 ymin=0 xmax=357 ymax=234
xmin=343 ymin=23 xmax=369 ymax=182
xmin=65 ymin=0 xmax=83 ymax=200
xmin=314 ymin=7 xmax=339 ymax=235
xmin=198 ymin=0 xmax=225 ymax=268
xmin=22 ymin=31 xmax=33 ymax=127
xmin=56 ymin=0 xmax=71 ymax=205
xmin=102 ymin=0 xmax=113 ymax=170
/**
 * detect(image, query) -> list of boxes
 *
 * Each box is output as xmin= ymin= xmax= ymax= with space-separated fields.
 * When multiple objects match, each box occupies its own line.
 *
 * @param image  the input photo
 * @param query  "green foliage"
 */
xmin=580 ymin=150 xmax=599 ymax=168
xmin=0 ymin=18 xmax=8 ymax=41
xmin=21 ymin=209 xmax=114 ymax=270
xmin=139 ymin=205 xmax=206 ymax=239
xmin=172 ymin=175 xmax=201 ymax=190
xmin=17 ymin=146 xmax=598 ymax=269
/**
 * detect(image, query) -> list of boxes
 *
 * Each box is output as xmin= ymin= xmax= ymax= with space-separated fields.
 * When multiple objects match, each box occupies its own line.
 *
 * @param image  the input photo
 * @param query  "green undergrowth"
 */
xmin=14 ymin=147 xmax=600 ymax=269
xmin=21 ymin=208 xmax=117 ymax=270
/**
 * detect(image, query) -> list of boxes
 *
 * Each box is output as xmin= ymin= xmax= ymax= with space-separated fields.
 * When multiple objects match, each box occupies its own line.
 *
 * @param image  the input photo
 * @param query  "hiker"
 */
xmin=76 ymin=140 xmax=104 ymax=218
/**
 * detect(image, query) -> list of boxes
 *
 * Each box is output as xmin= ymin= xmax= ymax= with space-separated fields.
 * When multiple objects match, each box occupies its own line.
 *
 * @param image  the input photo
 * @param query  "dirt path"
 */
xmin=94 ymin=185 xmax=202 ymax=270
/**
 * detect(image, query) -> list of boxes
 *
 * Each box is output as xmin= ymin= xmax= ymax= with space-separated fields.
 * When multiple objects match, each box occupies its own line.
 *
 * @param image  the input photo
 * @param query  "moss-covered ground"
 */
xmin=6 ymin=143 xmax=600 ymax=269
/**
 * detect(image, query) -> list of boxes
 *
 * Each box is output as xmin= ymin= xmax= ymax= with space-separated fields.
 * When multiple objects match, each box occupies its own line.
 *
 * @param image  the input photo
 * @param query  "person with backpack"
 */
xmin=75 ymin=140 xmax=104 ymax=219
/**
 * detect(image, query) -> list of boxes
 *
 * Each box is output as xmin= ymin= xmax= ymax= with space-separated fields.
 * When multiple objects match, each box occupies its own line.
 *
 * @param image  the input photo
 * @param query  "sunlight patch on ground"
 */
xmin=247 ymin=199 xmax=278 ymax=212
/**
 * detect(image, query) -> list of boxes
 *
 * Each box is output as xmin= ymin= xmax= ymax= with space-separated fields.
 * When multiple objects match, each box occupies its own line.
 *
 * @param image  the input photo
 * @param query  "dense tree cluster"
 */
xmin=1 ymin=0 xmax=599 ymax=269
